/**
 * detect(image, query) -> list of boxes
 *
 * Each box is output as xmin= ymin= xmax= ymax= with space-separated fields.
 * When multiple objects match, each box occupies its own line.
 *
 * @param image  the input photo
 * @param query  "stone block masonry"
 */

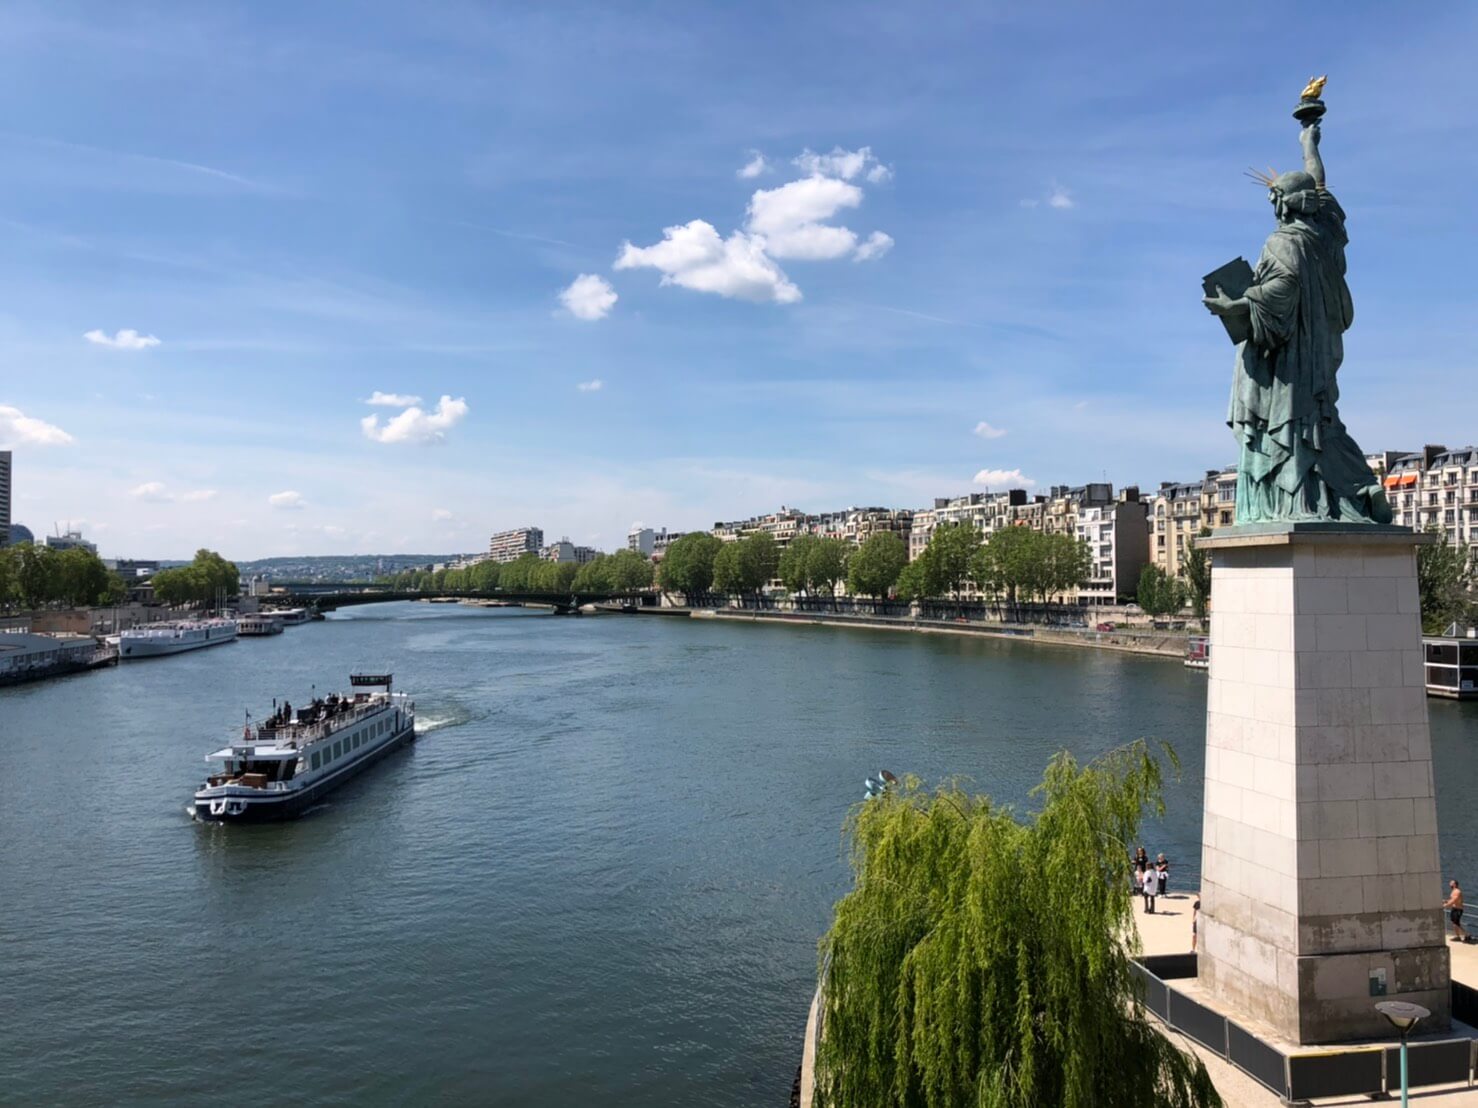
xmin=1197 ymin=524 xmax=1449 ymax=1044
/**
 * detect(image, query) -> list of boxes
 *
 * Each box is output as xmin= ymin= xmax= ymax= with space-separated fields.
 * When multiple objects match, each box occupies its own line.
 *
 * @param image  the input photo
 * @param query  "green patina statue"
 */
xmin=1201 ymin=80 xmax=1393 ymax=525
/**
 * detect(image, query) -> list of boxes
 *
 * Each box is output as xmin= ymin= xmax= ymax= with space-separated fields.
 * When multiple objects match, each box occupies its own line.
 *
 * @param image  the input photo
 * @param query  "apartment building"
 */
xmin=1200 ymin=466 xmax=1237 ymax=531
xmin=908 ymin=490 xmax=1030 ymax=560
xmin=0 ymin=450 xmax=10 ymax=547
xmin=1151 ymin=476 xmax=1212 ymax=577
xmin=1075 ymin=490 xmax=1151 ymax=605
xmin=541 ymin=539 xmax=599 ymax=564
xmin=1385 ymin=445 xmax=1478 ymax=555
xmin=629 ymin=526 xmax=686 ymax=558
xmin=488 ymin=526 xmax=544 ymax=563
xmin=712 ymin=506 xmax=808 ymax=546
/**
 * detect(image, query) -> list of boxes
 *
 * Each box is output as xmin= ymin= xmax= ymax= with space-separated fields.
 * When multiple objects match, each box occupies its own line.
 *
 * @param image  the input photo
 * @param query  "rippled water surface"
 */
xmin=3 ymin=603 xmax=1476 ymax=1105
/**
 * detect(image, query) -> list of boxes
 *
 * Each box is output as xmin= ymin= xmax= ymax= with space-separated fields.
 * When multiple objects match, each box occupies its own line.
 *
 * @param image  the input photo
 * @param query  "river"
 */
xmin=2 ymin=603 xmax=1475 ymax=1105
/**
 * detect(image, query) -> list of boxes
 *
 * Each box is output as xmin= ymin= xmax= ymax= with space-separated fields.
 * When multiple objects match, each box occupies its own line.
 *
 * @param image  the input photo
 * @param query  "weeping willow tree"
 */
xmin=814 ymin=743 xmax=1221 ymax=1108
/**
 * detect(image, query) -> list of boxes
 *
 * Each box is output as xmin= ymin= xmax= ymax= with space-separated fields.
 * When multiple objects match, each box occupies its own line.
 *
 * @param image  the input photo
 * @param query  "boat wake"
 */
xmin=414 ymin=701 xmax=476 ymax=736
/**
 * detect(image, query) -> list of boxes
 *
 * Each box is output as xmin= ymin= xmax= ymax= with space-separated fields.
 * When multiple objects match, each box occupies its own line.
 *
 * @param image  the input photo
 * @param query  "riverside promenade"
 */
xmin=1134 ymin=892 xmax=1478 ymax=1106
xmin=661 ymin=605 xmax=1194 ymax=659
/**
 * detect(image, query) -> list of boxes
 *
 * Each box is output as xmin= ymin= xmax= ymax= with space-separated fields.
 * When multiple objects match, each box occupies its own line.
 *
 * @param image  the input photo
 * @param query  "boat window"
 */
xmin=311 ymin=751 xmax=321 ymax=770
xmin=352 ymin=734 xmax=360 ymax=749
xmin=333 ymin=741 xmax=342 ymax=759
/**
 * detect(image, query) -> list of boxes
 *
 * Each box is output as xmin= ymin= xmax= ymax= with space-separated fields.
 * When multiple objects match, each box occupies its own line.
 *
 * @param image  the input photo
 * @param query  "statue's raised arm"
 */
xmin=1300 ymin=122 xmax=1325 ymax=189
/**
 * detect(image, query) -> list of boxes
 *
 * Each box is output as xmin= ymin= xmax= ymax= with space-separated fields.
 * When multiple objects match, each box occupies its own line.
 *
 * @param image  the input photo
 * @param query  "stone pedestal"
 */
xmin=1197 ymin=524 xmax=1449 ymax=1044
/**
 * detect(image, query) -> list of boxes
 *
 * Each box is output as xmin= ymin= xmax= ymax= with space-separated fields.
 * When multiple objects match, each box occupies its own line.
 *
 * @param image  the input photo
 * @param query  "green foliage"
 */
xmin=926 ymin=523 xmax=979 ymax=597
xmin=1182 ymin=529 xmax=1212 ymax=621
xmin=808 ymin=537 xmax=850 ymax=598
xmin=497 ymin=552 xmax=543 ymax=591
xmin=712 ymin=540 xmax=744 ymax=595
xmin=738 ymin=531 xmax=779 ymax=595
xmin=779 ymin=535 xmax=852 ymax=599
xmin=779 ymin=534 xmax=820 ymax=595
xmin=893 ymin=553 xmax=942 ymax=602
xmin=152 ymin=548 xmax=240 ymax=607
xmin=815 ymin=743 xmax=1220 ymax=1108
xmin=0 ymin=542 xmax=135 ymax=610
xmin=1136 ymin=564 xmax=1186 ymax=619
xmin=1418 ymin=527 xmax=1476 ymax=634
xmin=658 ymin=532 xmax=723 ymax=598
xmin=984 ymin=526 xmax=1037 ymax=604
xmin=848 ymin=532 xmax=908 ymax=599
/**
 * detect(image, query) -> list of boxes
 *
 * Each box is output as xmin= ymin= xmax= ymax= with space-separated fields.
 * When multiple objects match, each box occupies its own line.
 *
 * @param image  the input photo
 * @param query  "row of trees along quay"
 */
xmin=656 ymin=526 xmax=1103 ymax=615
xmin=380 ymin=548 xmax=656 ymax=594
xmin=0 ymin=542 xmax=128 ymax=609
xmin=375 ymin=521 xmax=1473 ymax=629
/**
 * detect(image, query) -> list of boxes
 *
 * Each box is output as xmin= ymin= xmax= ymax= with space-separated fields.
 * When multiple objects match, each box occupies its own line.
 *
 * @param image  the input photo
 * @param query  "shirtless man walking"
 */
xmin=1444 ymin=879 xmax=1467 ymax=943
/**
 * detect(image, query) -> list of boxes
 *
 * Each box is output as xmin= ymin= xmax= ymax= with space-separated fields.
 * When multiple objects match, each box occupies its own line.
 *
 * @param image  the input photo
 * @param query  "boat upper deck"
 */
xmin=208 ymin=690 xmax=408 ymax=759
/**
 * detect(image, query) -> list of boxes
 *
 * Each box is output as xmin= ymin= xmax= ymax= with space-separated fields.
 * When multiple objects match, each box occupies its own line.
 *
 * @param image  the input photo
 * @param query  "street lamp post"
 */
xmin=1375 ymin=1000 xmax=1430 ymax=1108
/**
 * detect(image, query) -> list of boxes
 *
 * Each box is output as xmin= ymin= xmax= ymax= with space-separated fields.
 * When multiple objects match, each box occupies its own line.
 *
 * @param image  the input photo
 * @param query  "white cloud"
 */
xmin=269 ymin=490 xmax=306 ymax=510
xmin=617 ymin=145 xmax=892 ymax=305
xmin=559 ymin=273 xmax=618 ymax=321
xmin=360 ymin=394 xmax=469 ymax=445
xmin=615 ymin=220 xmax=801 ymax=304
xmin=747 ymin=175 xmax=863 ymax=260
xmin=973 ymin=421 xmax=1007 ymax=440
xmin=129 ymin=481 xmax=172 ymax=502
xmin=0 ymin=405 xmax=74 ymax=447
xmin=1024 ymin=183 xmax=1075 ymax=210
xmin=180 ymin=489 xmax=217 ymax=503
xmin=973 ymin=468 xmax=1035 ymax=488
xmin=431 ymin=508 xmax=454 ymax=521
xmin=576 ymin=379 xmax=603 ymax=392
xmin=84 ymin=328 xmax=161 ymax=350
xmin=737 ymin=151 xmax=769 ymax=179
xmin=792 ymin=145 xmax=889 ymax=182
xmin=365 ymin=391 xmax=422 ymax=407
xmin=854 ymin=231 xmax=894 ymax=262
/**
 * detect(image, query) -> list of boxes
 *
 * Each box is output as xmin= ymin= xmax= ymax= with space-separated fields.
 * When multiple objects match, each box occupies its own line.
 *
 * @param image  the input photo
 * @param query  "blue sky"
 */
xmin=2 ymin=2 xmax=1475 ymax=559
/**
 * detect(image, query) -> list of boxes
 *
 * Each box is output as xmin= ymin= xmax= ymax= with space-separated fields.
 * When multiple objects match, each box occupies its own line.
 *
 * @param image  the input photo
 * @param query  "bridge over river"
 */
xmin=267 ymin=586 xmax=658 ymax=616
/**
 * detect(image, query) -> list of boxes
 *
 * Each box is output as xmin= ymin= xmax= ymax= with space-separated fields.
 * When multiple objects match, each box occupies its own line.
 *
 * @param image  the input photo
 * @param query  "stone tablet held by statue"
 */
xmin=1201 ymin=258 xmax=1254 ymax=344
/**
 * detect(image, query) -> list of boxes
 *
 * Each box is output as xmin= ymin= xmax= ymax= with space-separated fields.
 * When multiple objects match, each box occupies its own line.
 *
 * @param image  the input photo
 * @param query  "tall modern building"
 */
xmin=0 ymin=450 xmax=10 ymax=547
xmin=488 ymin=526 xmax=544 ymax=563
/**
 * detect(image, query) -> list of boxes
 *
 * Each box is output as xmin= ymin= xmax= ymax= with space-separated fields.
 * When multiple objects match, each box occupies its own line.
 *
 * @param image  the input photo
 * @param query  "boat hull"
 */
xmin=193 ymin=722 xmax=416 ymax=823
xmin=122 ymin=629 xmax=238 ymax=658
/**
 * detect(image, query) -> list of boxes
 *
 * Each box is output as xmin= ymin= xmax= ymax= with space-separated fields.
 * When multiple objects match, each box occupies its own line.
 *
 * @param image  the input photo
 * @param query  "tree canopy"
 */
xmin=1418 ymin=528 xmax=1476 ymax=634
xmin=1135 ymin=565 xmax=1186 ymax=620
xmin=657 ymin=532 xmax=723 ymax=599
xmin=780 ymin=534 xmax=851 ymax=600
xmin=149 ymin=549 xmax=239 ymax=607
xmin=1182 ymin=529 xmax=1212 ymax=622
xmin=0 ymin=542 xmax=126 ymax=610
xmin=815 ymin=743 xmax=1220 ymax=1108
xmin=847 ymin=532 xmax=908 ymax=599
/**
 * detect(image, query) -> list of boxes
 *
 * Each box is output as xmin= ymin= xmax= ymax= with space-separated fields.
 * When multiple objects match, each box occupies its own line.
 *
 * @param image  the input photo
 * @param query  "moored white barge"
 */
xmin=193 ymin=674 xmax=415 ymax=822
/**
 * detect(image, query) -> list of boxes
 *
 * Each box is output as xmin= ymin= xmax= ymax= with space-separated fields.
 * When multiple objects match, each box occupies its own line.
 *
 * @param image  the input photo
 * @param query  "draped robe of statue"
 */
xmin=1227 ymin=187 xmax=1392 ymax=523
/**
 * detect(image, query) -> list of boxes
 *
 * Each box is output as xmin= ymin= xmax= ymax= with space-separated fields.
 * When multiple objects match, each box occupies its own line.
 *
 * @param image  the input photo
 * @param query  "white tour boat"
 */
xmin=270 ymin=607 xmax=312 ymax=626
xmin=193 ymin=674 xmax=415 ymax=822
xmin=237 ymin=615 xmax=284 ymax=637
xmin=119 ymin=618 xmax=238 ymax=659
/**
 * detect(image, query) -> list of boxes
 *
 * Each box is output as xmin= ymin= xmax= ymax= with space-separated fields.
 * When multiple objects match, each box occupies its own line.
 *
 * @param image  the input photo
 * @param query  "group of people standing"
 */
xmin=1132 ymin=846 xmax=1169 ymax=913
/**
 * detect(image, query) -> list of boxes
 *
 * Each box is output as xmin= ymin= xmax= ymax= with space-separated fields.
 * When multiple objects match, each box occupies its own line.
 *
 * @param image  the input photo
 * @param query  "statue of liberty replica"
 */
xmin=1202 ymin=77 xmax=1393 ymax=525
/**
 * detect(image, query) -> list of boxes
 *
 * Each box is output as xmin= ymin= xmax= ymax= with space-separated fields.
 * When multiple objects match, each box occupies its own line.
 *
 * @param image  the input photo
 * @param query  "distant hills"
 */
xmin=235 ymin=553 xmax=471 ymax=583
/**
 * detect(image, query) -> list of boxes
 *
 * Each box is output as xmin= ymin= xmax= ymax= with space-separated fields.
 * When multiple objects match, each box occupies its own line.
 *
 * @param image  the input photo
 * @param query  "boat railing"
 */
xmin=253 ymin=697 xmax=393 ymax=746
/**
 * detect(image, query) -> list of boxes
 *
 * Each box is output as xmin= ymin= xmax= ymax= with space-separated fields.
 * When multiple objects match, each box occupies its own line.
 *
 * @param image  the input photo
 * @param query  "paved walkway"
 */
xmin=1134 ymin=891 xmax=1478 ymax=1106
